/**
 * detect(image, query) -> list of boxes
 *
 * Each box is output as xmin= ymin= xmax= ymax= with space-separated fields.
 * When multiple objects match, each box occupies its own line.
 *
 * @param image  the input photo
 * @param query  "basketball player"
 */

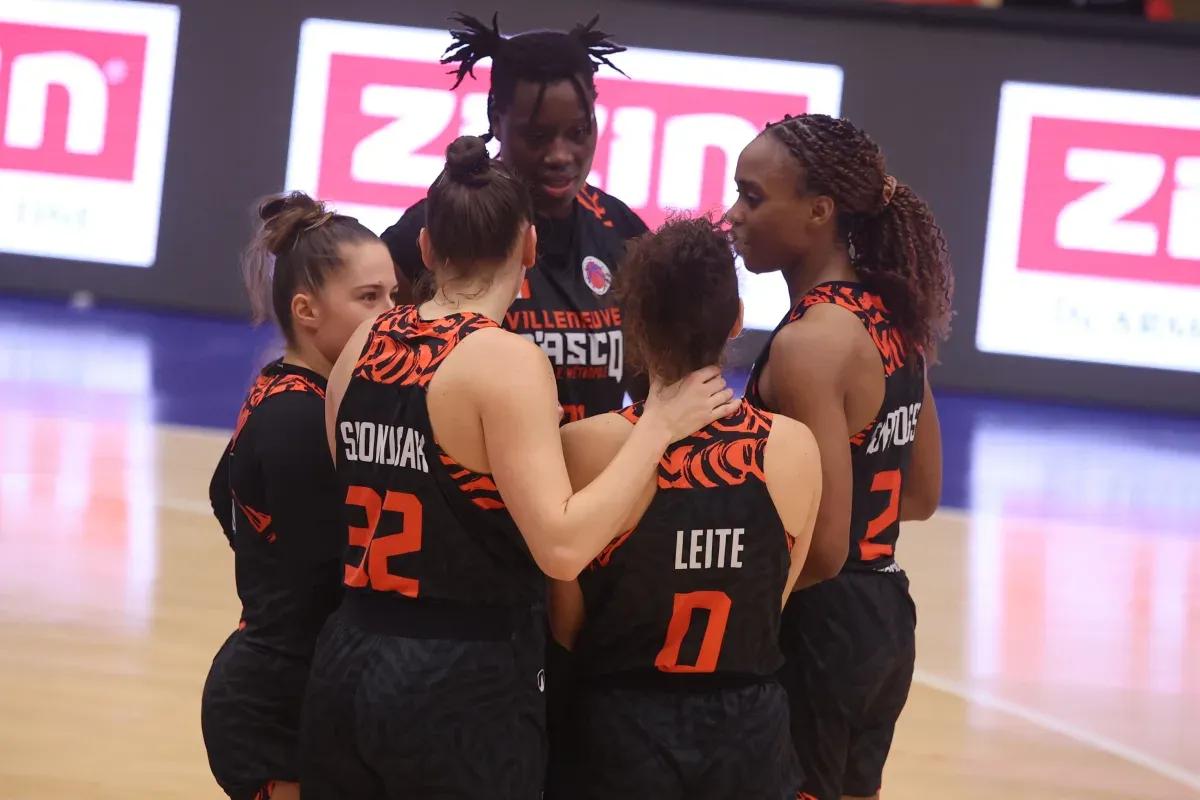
xmin=298 ymin=136 xmax=738 ymax=800
xmin=727 ymin=114 xmax=952 ymax=800
xmin=382 ymin=12 xmax=648 ymax=421
xmin=547 ymin=215 xmax=823 ymax=799
xmin=201 ymin=192 xmax=396 ymax=800
xmin=380 ymin=17 xmax=651 ymax=792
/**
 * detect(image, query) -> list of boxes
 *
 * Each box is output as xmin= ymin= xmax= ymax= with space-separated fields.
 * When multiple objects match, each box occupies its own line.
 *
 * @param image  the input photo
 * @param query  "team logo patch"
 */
xmin=582 ymin=256 xmax=612 ymax=296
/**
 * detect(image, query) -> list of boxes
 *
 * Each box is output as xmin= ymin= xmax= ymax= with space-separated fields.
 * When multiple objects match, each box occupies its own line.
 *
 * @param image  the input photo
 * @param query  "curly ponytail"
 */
xmin=764 ymin=114 xmax=954 ymax=357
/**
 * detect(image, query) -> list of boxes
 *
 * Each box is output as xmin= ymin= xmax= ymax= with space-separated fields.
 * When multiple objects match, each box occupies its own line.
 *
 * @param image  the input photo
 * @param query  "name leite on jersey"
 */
xmin=339 ymin=420 xmax=429 ymax=472
xmin=865 ymin=402 xmax=922 ymax=455
xmin=675 ymin=528 xmax=745 ymax=570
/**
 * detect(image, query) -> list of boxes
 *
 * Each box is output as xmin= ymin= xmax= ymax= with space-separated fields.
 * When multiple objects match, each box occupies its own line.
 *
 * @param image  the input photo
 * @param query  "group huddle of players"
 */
xmin=200 ymin=12 xmax=954 ymax=800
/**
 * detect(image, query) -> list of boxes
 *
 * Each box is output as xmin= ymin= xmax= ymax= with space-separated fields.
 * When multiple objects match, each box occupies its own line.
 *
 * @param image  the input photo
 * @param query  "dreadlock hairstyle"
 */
xmin=441 ymin=12 xmax=627 ymax=142
xmin=764 ymin=113 xmax=954 ymax=358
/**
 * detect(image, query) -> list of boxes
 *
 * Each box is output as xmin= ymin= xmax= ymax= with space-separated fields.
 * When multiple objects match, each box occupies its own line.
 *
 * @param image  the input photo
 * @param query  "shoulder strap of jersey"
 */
xmin=792 ymin=281 xmax=911 ymax=377
xmin=354 ymin=305 xmax=499 ymax=388
xmin=232 ymin=368 xmax=324 ymax=449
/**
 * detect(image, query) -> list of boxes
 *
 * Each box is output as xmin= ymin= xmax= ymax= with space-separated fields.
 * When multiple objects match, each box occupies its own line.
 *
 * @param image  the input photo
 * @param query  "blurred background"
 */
xmin=1 ymin=0 xmax=1198 ymax=798
xmin=2 ymin=0 xmax=1198 ymax=411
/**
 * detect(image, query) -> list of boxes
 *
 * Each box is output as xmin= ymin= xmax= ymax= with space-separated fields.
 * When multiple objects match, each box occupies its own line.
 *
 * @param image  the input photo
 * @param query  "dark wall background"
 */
xmin=2 ymin=0 xmax=1199 ymax=413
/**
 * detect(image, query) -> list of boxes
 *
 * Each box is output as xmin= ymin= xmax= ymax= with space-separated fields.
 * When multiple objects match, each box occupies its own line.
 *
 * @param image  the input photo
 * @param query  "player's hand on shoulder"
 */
xmin=642 ymin=365 xmax=738 ymax=443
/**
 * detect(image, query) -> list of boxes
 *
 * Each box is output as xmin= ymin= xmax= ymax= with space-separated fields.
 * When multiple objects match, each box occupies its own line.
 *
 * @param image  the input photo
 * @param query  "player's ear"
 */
xmin=418 ymin=227 xmax=435 ymax=271
xmin=521 ymin=223 xmax=537 ymax=269
xmin=729 ymin=299 xmax=744 ymax=340
xmin=291 ymin=291 xmax=319 ymax=334
xmin=810 ymin=195 xmax=836 ymax=228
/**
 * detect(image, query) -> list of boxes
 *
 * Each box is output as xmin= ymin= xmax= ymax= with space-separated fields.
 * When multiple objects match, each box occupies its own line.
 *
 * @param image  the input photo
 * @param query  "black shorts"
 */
xmin=200 ymin=630 xmax=310 ymax=799
xmin=569 ymin=678 xmax=801 ymax=800
xmin=299 ymin=594 xmax=547 ymax=800
xmin=779 ymin=568 xmax=917 ymax=800
xmin=543 ymin=635 xmax=576 ymax=800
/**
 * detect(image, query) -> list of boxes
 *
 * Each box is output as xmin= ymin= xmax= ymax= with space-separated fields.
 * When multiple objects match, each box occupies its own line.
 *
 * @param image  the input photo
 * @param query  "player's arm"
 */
xmin=763 ymin=415 xmax=822 ymax=604
xmin=257 ymin=395 xmax=347 ymax=588
xmin=379 ymin=204 xmax=429 ymax=305
xmin=208 ymin=438 xmax=235 ymax=549
xmin=760 ymin=309 xmax=856 ymax=587
xmin=900 ymin=372 xmax=941 ymax=521
xmin=471 ymin=331 xmax=735 ymax=581
xmin=548 ymin=413 xmax=651 ymax=648
xmin=325 ymin=317 xmax=376 ymax=459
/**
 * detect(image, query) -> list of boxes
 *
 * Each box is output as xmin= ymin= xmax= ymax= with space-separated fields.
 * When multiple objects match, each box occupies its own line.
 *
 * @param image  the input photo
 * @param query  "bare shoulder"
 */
xmin=559 ymin=412 xmax=636 ymax=492
xmin=445 ymin=326 xmax=551 ymax=385
xmin=763 ymin=412 xmax=822 ymax=525
xmin=772 ymin=304 xmax=861 ymax=361
xmin=770 ymin=302 xmax=875 ymax=382
xmin=456 ymin=326 xmax=545 ymax=364
xmin=765 ymin=414 xmax=820 ymax=472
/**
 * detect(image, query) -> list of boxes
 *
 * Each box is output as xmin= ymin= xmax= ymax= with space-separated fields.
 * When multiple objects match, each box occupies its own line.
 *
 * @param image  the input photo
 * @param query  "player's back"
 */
xmin=333 ymin=305 xmax=543 ymax=611
xmin=574 ymin=398 xmax=792 ymax=682
xmin=302 ymin=305 xmax=550 ymax=797
xmin=747 ymin=281 xmax=925 ymax=572
xmin=566 ymin=398 xmax=804 ymax=800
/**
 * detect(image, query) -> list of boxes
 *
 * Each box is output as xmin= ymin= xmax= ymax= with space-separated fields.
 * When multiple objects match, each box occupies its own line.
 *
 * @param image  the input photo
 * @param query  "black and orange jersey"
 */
xmin=381 ymin=185 xmax=648 ymax=423
xmin=207 ymin=360 xmax=345 ymax=658
xmin=573 ymin=399 xmax=793 ymax=682
xmin=333 ymin=305 xmax=542 ymax=608
xmin=745 ymin=281 xmax=925 ymax=573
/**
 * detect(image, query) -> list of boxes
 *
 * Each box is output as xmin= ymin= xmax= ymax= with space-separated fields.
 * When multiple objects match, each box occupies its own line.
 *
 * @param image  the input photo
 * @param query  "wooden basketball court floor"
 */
xmin=0 ymin=296 xmax=1198 ymax=799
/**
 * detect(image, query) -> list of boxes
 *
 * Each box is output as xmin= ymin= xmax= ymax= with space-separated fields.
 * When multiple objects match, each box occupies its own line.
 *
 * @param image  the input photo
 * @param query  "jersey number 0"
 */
xmin=344 ymin=485 xmax=423 ymax=597
xmin=654 ymin=590 xmax=732 ymax=673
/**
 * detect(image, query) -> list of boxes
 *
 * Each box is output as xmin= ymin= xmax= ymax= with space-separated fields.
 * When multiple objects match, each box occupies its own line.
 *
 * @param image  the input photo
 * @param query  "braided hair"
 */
xmin=764 ymin=113 xmax=954 ymax=357
xmin=441 ymin=12 xmax=627 ymax=142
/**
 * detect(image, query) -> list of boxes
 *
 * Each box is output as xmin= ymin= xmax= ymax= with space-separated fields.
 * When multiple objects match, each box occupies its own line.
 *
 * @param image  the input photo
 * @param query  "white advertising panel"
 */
xmin=0 ymin=0 xmax=180 ymax=268
xmin=285 ymin=18 xmax=844 ymax=331
xmin=978 ymin=81 xmax=1200 ymax=373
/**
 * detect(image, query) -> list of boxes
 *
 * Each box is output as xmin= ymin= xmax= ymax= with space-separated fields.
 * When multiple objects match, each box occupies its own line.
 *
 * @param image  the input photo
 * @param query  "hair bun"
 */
xmin=444 ymin=136 xmax=493 ymax=188
xmin=256 ymin=191 xmax=331 ymax=256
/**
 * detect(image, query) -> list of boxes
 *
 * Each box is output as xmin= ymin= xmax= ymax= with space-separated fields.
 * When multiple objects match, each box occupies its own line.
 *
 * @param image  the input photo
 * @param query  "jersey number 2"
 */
xmin=861 ymin=469 xmax=900 ymax=560
xmin=344 ymin=486 xmax=422 ymax=596
xmin=654 ymin=590 xmax=731 ymax=673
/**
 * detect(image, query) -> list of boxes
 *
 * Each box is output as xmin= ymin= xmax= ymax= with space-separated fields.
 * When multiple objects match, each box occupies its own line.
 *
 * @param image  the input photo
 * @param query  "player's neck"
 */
xmin=783 ymin=246 xmax=856 ymax=306
xmin=282 ymin=344 xmax=331 ymax=379
xmin=422 ymin=274 xmax=519 ymax=326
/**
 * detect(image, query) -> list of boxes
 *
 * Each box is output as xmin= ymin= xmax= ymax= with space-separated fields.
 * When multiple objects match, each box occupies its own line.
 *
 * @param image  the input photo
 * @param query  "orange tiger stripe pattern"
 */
xmin=232 ymin=490 xmax=272 ymax=537
xmin=791 ymin=284 xmax=908 ymax=376
xmin=438 ymin=451 xmax=506 ymax=511
xmin=354 ymin=306 xmax=498 ymax=387
xmin=577 ymin=185 xmax=615 ymax=228
xmin=850 ymin=421 xmax=875 ymax=448
xmin=618 ymin=399 xmax=773 ymax=490
xmin=231 ymin=371 xmax=324 ymax=448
